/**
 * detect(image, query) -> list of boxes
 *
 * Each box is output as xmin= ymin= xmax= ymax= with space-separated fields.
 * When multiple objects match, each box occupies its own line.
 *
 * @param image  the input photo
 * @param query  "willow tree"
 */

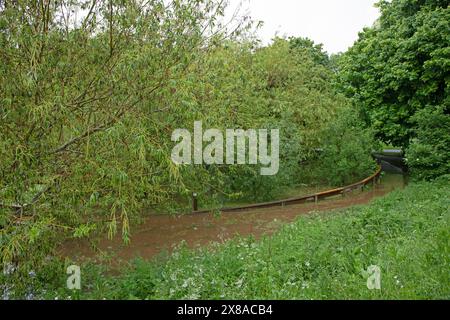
xmin=0 ymin=0 xmax=248 ymax=267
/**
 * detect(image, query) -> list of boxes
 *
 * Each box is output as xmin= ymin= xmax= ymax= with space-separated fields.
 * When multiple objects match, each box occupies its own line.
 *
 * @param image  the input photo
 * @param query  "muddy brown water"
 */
xmin=60 ymin=174 xmax=405 ymax=265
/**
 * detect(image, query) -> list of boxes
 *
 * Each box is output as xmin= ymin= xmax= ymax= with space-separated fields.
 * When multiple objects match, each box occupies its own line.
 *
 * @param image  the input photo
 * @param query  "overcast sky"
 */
xmin=227 ymin=0 xmax=381 ymax=54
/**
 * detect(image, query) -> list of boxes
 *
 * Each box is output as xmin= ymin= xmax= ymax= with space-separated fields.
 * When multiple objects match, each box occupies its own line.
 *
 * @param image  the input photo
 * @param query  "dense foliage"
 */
xmin=4 ymin=177 xmax=448 ymax=299
xmin=0 ymin=1 xmax=376 ymax=270
xmin=406 ymin=105 xmax=450 ymax=180
xmin=310 ymin=108 xmax=377 ymax=186
xmin=1 ymin=0 xmax=237 ymax=268
xmin=338 ymin=0 xmax=449 ymax=150
xmin=1 ymin=0 xmax=448 ymax=301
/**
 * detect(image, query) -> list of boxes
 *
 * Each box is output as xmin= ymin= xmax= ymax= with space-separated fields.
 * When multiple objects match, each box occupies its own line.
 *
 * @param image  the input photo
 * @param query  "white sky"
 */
xmin=227 ymin=0 xmax=381 ymax=54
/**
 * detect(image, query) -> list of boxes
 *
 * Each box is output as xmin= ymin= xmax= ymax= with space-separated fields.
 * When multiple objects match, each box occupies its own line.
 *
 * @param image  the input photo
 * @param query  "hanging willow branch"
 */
xmin=0 ymin=184 xmax=53 ymax=213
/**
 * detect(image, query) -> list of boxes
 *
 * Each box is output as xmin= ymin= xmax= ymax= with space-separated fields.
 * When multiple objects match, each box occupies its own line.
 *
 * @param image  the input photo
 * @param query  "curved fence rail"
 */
xmin=195 ymin=165 xmax=382 ymax=214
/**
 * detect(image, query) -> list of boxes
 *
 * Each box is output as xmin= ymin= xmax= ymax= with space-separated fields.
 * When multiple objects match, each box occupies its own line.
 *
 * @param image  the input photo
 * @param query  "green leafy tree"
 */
xmin=338 ymin=0 xmax=449 ymax=148
xmin=289 ymin=37 xmax=330 ymax=67
xmin=0 ymin=0 xmax=240 ymax=268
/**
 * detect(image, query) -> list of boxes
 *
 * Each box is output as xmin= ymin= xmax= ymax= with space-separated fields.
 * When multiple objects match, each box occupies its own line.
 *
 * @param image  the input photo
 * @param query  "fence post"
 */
xmin=192 ymin=193 xmax=198 ymax=212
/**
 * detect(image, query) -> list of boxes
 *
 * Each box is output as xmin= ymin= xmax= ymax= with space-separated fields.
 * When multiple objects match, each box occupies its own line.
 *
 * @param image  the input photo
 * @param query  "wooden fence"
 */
xmin=194 ymin=165 xmax=382 ymax=214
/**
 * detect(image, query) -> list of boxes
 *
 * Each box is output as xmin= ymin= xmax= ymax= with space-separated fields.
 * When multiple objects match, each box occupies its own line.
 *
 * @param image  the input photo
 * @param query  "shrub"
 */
xmin=406 ymin=106 xmax=450 ymax=180
xmin=311 ymin=107 xmax=378 ymax=186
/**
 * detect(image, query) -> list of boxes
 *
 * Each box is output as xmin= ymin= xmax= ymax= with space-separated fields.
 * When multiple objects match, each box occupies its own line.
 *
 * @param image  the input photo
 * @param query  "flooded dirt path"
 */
xmin=60 ymin=174 xmax=405 ymax=264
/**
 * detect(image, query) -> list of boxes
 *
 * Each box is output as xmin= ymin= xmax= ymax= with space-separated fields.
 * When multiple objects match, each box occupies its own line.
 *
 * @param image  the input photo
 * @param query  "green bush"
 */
xmin=406 ymin=106 xmax=450 ymax=180
xmin=308 ymin=107 xmax=378 ymax=186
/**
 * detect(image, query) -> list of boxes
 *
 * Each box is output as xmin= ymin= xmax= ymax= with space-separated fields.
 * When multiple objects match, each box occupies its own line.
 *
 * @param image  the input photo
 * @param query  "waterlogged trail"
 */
xmin=60 ymin=174 xmax=405 ymax=264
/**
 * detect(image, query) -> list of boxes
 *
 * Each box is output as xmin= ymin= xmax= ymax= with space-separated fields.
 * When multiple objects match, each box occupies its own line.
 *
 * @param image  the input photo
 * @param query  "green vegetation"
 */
xmin=338 ymin=0 xmax=449 ymax=180
xmin=303 ymin=107 xmax=377 ymax=186
xmin=339 ymin=0 xmax=449 ymax=147
xmin=0 ymin=1 xmax=374 ymax=270
xmin=406 ymin=106 xmax=450 ymax=180
xmin=1 ymin=0 xmax=449 ymax=300
xmin=3 ymin=177 xmax=448 ymax=299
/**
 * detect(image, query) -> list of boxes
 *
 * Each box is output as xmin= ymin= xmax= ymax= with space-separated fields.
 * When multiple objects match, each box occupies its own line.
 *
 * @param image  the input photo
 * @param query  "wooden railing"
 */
xmin=194 ymin=165 xmax=382 ymax=214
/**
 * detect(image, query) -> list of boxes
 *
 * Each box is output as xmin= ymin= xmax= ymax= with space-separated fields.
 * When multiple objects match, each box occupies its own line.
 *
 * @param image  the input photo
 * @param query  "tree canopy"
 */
xmin=338 ymin=0 xmax=449 ymax=148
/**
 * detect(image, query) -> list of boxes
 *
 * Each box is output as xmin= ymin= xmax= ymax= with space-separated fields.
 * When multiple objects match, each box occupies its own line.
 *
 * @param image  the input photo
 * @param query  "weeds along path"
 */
xmin=60 ymin=174 xmax=405 ymax=264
